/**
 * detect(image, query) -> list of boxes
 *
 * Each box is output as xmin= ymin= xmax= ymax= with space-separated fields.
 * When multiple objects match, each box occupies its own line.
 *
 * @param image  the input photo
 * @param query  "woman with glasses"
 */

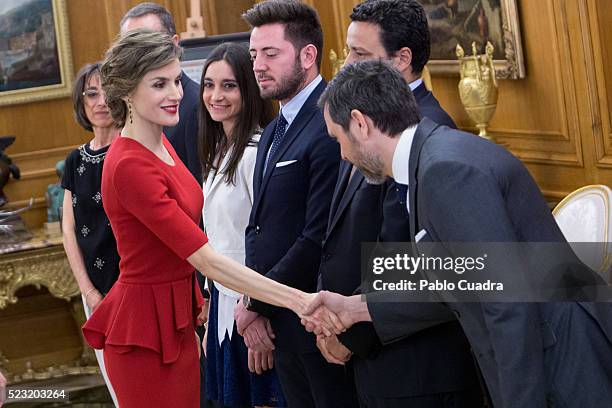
xmin=61 ymin=62 xmax=120 ymax=406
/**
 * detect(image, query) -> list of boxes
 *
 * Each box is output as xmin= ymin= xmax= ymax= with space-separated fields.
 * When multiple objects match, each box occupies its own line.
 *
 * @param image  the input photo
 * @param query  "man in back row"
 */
xmin=316 ymin=0 xmax=481 ymax=407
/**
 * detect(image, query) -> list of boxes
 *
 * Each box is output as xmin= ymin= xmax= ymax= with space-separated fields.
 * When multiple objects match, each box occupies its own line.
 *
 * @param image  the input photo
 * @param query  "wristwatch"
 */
xmin=242 ymin=295 xmax=253 ymax=311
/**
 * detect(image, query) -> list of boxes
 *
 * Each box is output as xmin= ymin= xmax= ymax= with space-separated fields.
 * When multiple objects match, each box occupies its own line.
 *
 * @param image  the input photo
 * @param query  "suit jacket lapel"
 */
xmin=262 ymin=108 xmax=315 ymax=181
xmin=329 ymin=167 xmax=364 ymax=234
xmin=408 ymin=117 xmax=440 ymax=239
xmin=205 ymin=147 xmax=234 ymax=196
xmin=253 ymin=123 xmax=275 ymax=202
xmin=412 ymin=82 xmax=429 ymax=105
xmin=252 ymin=80 xmax=327 ymax=211
xmin=327 ymin=161 xmax=352 ymax=230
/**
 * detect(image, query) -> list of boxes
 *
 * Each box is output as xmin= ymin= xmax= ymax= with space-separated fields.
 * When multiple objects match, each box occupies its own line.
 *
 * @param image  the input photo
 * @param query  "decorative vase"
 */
xmin=329 ymin=48 xmax=347 ymax=77
xmin=456 ymin=42 xmax=498 ymax=140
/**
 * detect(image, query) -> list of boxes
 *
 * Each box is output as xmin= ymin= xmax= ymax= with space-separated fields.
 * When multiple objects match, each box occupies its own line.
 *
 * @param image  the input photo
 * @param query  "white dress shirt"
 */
xmin=280 ymin=74 xmax=323 ymax=129
xmin=391 ymin=126 xmax=418 ymax=212
xmin=203 ymin=134 xmax=259 ymax=344
xmin=409 ymin=78 xmax=423 ymax=91
xmin=264 ymin=75 xmax=324 ymax=167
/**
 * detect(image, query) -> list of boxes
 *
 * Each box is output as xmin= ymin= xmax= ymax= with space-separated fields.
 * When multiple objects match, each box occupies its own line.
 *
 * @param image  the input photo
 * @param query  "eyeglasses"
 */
xmin=82 ymin=89 xmax=104 ymax=100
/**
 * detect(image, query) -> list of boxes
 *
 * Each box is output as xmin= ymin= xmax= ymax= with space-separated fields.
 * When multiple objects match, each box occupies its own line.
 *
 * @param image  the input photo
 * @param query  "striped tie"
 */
xmin=264 ymin=113 xmax=288 ymax=174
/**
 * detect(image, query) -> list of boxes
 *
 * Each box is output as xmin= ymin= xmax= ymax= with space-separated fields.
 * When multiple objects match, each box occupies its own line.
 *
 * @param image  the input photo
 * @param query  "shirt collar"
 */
xmin=392 ymin=125 xmax=417 ymax=185
xmin=408 ymin=78 xmax=423 ymax=91
xmin=280 ymin=75 xmax=323 ymax=127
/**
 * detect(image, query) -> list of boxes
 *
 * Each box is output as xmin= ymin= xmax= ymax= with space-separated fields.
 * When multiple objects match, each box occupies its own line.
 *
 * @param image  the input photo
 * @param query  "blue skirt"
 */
xmin=205 ymin=285 xmax=286 ymax=407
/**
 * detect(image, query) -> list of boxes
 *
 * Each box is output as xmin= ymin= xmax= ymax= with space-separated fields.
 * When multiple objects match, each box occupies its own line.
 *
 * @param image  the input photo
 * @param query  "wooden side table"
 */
xmin=0 ymin=230 xmax=99 ymax=384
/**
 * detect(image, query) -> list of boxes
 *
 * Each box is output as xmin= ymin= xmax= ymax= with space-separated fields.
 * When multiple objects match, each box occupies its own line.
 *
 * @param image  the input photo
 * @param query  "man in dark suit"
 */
xmin=235 ymin=1 xmax=355 ymax=407
xmin=307 ymin=60 xmax=612 ymax=408
xmin=316 ymin=1 xmax=481 ymax=407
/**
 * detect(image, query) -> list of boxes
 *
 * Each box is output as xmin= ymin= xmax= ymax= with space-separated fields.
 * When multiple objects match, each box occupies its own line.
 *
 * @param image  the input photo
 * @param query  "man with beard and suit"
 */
xmin=306 ymin=59 xmax=612 ymax=408
xmin=234 ymin=1 xmax=355 ymax=407
xmin=315 ymin=1 xmax=481 ymax=407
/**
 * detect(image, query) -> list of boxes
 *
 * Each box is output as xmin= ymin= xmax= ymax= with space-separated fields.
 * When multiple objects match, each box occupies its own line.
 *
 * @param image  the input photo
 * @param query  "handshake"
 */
xmin=234 ymin=291 xmax=367 ymax=367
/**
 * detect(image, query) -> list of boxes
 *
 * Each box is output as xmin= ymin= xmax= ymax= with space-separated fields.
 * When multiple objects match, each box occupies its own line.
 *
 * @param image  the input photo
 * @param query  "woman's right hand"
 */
xmin=86 ymin=290 xmax=103 ymax=313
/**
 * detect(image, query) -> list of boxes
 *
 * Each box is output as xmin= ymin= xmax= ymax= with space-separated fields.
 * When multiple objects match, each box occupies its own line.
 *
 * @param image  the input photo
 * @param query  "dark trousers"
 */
xmin=357 ymin=387 xmax=484 ymax=408
xmin=273 ymin=350 xmax=358 ymax=408
xmin=196 ymin=324 xmax=217 ymax=408
xmin=195 ymin=272 xmax=216 ymax=408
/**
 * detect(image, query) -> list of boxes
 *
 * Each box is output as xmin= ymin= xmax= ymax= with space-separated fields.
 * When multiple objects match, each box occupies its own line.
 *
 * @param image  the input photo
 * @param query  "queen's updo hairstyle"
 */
xmin=100 ymin=29 xmax=182 ymax=127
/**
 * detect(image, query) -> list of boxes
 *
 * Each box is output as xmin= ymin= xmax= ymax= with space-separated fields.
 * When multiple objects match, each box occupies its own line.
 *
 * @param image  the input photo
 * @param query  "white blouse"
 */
xmin=202 ymin=134 xmax=258 ymax=345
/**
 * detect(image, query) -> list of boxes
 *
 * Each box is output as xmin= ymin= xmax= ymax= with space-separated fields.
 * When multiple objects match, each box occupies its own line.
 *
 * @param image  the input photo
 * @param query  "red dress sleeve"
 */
xmin=111 ymin=155 xmax=208 ymax=259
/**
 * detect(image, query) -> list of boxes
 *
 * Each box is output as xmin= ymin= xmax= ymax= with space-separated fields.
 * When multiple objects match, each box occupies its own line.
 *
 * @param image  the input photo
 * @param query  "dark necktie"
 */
xmin=264 ymin=113 xmax=288 ymax=173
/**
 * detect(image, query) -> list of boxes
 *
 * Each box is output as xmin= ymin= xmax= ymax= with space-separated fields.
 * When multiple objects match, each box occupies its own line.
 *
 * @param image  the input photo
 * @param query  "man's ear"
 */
xmin=394 ymin=46 xmax=413 ymax=75
xmin=350 ymin=109 xmax=370 ymax=140
xmin=171 ymin=34 xmax=180 ymax=47
xmin=301 ymin=44 xmax=318 ymax=71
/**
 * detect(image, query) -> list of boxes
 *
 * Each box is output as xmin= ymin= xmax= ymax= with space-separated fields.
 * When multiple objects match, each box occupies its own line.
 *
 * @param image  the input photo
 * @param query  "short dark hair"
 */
xmin=318 ymin=60 xmax=421 ymax=135
xmin=351 ymin=0 xmax=430 ymax=74
xmin=198 ymin=42 xmax=274 ymax=185
xmin=72 ymin=62 xmax=102 ymax=132
xmin=120 ymin=2 xmax=177 ymax=35
xmin=242 ymin=0 xmax=323 ymax=69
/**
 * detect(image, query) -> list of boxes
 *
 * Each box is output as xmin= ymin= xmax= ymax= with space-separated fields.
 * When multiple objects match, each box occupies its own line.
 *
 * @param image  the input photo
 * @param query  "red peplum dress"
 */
xmin=83 ymin=135 xmax=208 ymax=408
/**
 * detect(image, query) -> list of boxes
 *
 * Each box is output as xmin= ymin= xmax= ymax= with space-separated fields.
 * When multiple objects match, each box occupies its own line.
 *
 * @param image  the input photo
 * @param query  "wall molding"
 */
xmin=583 ymin=0 xmax=612 ymax=168
xmin=11 ymin=145 xmax=78 ymax=161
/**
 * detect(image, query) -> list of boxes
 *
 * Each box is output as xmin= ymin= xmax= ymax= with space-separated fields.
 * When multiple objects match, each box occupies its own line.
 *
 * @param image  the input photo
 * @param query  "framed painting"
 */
xmin=421 ymin=0 xmax=525 ymax=79
xmin=0 ymin=0 xmax=73 ymax=106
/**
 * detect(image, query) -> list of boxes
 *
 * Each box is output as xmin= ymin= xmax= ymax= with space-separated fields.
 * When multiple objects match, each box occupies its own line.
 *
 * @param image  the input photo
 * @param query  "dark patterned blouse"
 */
xmin=61 ymin=143 xmax=119 ymax=294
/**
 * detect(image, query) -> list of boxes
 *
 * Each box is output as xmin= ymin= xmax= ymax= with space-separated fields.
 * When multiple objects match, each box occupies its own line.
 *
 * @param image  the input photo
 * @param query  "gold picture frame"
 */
xmin=0 ymin=0 xmax=74 ymax=106
xmin=423 ymin=0 xmax=525 ymax=79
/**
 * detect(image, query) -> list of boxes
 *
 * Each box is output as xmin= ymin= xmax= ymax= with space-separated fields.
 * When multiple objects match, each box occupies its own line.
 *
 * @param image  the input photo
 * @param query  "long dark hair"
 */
xmin=198 ymin=42 xmax=274 ymax=185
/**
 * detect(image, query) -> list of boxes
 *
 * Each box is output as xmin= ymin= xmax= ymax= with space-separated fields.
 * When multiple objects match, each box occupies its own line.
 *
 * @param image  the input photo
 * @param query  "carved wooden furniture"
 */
xmin=0 ymin=229 xmax=99 ymax=384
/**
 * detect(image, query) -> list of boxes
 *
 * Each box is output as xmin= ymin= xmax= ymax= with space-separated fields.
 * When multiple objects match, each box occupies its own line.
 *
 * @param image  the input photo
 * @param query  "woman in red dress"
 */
xmin=81 ymin=30 xmax=326 ymax=408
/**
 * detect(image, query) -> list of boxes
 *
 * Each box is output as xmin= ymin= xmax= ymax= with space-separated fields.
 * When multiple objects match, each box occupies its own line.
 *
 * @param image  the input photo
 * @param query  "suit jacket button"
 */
xmin=255 ymin=225 xmax=261 ymax=234
xmin=323 ymin=253 xmax=331 ymax=261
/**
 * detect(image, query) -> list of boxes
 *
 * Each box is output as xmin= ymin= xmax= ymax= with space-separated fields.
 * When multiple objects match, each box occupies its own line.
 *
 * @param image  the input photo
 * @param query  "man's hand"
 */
xmin=243 ymin=316 xmax=275 ymax=352
xmin=1 ymin=369 xmax=7 ymax=407
xmin=301 ymin=291 xmax=357 ymax=336
xmin=316 ymin=334 xmax=352 ymax=365
xmin=235 ymin=297 xmax=259 ymax=335
xmin=197 ymin=301 xmax=208 ymax=327
xmin=247 ymin=348 xmax=274 ymax=374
